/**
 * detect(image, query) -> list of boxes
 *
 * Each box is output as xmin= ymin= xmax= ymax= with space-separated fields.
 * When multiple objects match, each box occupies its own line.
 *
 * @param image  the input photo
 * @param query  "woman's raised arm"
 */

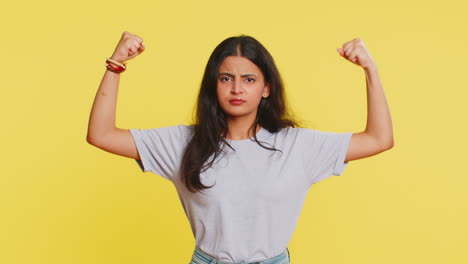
xmin=86 ymin=31 xmax=145 ymax=160
xmin=336 ymin=38 xmax=394 ymax=162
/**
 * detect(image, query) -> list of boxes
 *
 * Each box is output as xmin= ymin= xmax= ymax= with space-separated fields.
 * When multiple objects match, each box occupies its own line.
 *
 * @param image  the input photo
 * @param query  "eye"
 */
xmin=246 ymin=78 xmax=255 ymax=83
xmin=219 ymin=76 xmax=232 ymax=82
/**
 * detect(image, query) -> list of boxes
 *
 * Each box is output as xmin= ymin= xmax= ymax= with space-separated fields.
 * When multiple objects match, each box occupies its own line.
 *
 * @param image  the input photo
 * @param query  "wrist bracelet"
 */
xmin=106 ymin=58 xmax=126 ymax=69
xmin=106 ymin=62 xmax=125 ymax=73
xmin=105 ymin=57 xmax=126 ymax=73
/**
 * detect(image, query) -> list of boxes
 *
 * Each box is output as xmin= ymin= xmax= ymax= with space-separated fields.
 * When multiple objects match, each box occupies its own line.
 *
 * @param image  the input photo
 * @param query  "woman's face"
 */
xmin=216 ymin=56 xmax=270 ymax=122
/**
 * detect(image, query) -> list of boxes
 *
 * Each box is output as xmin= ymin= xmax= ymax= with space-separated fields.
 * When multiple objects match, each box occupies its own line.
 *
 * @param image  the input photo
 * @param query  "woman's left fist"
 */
xmin=337 ymin=38 xmax=376 ymax=69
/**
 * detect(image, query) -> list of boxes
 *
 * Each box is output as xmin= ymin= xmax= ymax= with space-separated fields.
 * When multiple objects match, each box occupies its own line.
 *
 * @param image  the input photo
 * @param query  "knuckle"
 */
xmin=123 ymin=31 xmax=133 ymax=40
xmin=133 ymin=35 xmax=142 ymax=41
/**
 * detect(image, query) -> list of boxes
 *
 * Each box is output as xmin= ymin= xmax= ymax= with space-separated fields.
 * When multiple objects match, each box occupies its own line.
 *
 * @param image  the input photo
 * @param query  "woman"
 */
xmin=86 ymin=31 xmax=394 ymax=264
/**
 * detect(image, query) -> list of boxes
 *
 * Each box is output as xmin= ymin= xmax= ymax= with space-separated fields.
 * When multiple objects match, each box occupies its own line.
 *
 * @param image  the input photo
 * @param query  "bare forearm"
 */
xmin=86 ymin=69 xmax=120 ymax=143
xmin=363 ymin=64 xmax=394 ymax=149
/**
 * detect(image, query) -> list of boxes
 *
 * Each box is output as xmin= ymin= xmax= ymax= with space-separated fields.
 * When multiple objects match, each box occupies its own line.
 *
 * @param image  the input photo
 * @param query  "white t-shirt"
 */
xmin=129 ymin=125 xmax=352 ymax=263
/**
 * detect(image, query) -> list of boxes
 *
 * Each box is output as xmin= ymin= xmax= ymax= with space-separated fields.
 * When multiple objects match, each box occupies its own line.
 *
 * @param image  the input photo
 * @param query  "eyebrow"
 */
xmin=218 ymin=72 xmax=257 ymax=77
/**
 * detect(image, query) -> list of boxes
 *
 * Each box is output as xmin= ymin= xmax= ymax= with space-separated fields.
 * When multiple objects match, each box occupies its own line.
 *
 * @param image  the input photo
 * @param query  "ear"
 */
xmin=263 ymin=83 xmax=271 ymax=98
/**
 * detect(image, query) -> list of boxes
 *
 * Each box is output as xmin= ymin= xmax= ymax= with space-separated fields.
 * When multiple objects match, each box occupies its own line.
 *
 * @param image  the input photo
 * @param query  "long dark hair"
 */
xmin=180 ymin=35 xmax=298 ymax=193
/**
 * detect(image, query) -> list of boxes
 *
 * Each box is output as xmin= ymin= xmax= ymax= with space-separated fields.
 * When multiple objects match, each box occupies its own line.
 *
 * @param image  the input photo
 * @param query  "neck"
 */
xmin=225 ymin=117 xmax=260 ymax=140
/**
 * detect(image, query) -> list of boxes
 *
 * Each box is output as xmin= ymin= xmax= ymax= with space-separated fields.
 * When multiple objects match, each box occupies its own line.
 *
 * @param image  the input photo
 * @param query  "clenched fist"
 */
xmin=337 ymin=38 xmax=376 ymax=70
xmin=110 ymin=31 xmax=145 ymax=64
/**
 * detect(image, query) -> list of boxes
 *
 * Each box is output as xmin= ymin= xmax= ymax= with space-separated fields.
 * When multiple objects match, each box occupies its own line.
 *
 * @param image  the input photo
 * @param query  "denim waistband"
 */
xmin=191 ymin=246 xmax=290 ymax=264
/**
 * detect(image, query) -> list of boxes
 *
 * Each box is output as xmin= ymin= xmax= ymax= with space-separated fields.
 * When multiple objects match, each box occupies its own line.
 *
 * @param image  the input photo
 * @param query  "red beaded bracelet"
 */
xmin=105 ymin=58 xmax=126 ymax=73
xmin=106 ymin=62 xmax=125 ymax=73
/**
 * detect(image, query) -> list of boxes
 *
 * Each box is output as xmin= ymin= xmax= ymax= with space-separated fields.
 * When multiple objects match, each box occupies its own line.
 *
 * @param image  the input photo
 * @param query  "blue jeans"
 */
xmin=189 ymin=246 xmax=291 ymax=264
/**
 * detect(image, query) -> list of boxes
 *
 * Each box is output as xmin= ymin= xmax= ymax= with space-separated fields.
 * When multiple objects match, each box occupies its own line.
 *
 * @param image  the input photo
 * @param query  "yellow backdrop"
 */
xmin=1 ymin=0 xmax=467 ymax=263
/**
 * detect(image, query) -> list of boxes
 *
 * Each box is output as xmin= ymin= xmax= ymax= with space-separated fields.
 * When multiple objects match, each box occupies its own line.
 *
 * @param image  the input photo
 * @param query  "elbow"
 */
xmin=86 ymin=133 xmax=100 ymax=146
xmin=380 ymin=137 xmax=395 ymax=151
xmin=86 ymin=135 xmax=95 ymax=145
xmin=86 ymin=128 xmax=106 ymax=146
xmin=86 ymin=128 xmax=115 ymax=147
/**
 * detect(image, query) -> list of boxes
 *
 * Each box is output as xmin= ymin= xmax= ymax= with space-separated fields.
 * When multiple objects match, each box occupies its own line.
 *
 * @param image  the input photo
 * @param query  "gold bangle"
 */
xmin=106 ymin=57 xmax=126 ymax=70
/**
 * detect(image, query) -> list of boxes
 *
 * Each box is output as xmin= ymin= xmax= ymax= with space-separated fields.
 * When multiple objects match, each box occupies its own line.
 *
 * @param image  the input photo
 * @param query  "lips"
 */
xmin=229 ymin=98 xmax=245 ymax=105
xmin=229 ymin=99 xmax=245 ymax=102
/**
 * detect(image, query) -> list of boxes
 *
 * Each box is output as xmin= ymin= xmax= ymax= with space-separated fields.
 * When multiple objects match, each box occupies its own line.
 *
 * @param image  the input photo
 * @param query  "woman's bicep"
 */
xmin=345 ymin=132 xmax=391 ymax=162
xmin=87 ymin=128 xmax=140 ymax=160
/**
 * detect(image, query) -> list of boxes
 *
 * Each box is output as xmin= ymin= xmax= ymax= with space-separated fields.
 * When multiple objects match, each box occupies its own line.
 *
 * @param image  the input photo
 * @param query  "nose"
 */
xmin=230 ymin=79 xmax=242 ymax=94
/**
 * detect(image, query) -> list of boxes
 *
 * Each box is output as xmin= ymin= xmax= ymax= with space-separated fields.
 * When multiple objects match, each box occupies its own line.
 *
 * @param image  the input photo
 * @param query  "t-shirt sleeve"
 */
xmin=128 ymin=124 xmax=191 ymax=182
xmin=299 ymin=128 xmax=353 ymax=185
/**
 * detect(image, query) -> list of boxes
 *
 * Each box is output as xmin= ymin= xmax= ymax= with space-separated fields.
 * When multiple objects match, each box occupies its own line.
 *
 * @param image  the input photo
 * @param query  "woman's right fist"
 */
xmin=110 ymin=31 xmax=145 ymax=64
